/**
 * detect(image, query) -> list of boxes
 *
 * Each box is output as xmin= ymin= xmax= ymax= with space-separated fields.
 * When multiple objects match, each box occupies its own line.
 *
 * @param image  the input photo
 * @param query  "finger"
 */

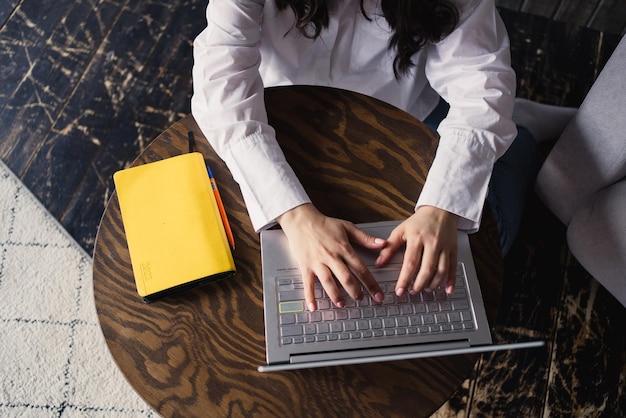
xmin=412 ymin=247 xmax=437 ymax=293
xmin=376 ymin=227 xmax=405 ymax=267
xmin=340 ymin=251 xmax=384 ymax=303
xmin=428 ymin=251 xmax=450 ymax=291
xmin=446 ymin=249 xmax=458 ymax=294
xmin=345 ymin=223 xmax=387 ymax=249
xmin=396 ymin=239 xmax=423 ymax=297
xmin=315 ymin=267 xmax=345 ymax=308
xmin=331 ymin=262 xmax=364 ymax=303
xmin=302 ymin=270 xmax=318 ymax=312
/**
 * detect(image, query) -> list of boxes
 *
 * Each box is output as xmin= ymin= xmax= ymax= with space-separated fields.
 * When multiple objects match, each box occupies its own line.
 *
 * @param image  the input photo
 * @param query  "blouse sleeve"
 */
xmin=191 ymin=0 xmax=310 ymax=232
xmin=418 ymin=0 xmax=517 ymax=231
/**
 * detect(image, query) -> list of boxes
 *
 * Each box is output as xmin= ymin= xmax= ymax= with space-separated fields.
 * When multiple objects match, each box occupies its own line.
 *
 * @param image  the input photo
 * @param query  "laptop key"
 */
xmin=427 ymin=302 xmax=439 ymax=312
xmin=414 ymin=303 xmax=426 ymax=313
xmin=374 ymin=306 xmax=387 ymax=317
xmin=435 ymin=313 xmax=448 ymax=323
xmin=317 ymin=299 xmax=332 ymax=310
xmin=281 ymin=325 xmax=303 ymax=337
xmin=309 ymin=312 xmax=322 ymax=322
xmin=383 ymin=318 xmax=395 ymax=328
xmin=361 ymin=307 xmax=374 ymax=318
xmin=279 ymin=290 xmax=305 ymax=302
xmin=279 ymin=301 xmax=304 ymax=313
xmin=343 ymin=321 xmax=357 ymax=332
xmin=453 ymin=300 xmax=470 ymax=310
xmin=356 ymin=319 xmax=370 ymax=330
xmin=439 ymin=301 xmax=452 ymax=311
xmin=396 ymin=316 xmax=409 ymax=327
xmin=448 ymin=312 xmax=461 ymax=322
xmin=400 ymin=305 xmax=413 ymax=315
xmin=322 ymin=310 xmax=335 ymax=321
xmin=387 ymin=305 xmax=400 ymax=316
xmin=335 ymin=310 xmax=349 ymax=320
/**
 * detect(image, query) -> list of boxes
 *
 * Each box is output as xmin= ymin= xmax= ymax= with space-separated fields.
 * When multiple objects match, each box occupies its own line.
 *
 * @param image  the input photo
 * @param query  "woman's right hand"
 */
xmin=277 ymin=204 xmax=386 ymax=312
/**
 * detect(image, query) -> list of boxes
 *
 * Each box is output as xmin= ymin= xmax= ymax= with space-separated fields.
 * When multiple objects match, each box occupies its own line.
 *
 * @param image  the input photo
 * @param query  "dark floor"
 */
xmin=1 ymin=1 xmax=625 ymax=417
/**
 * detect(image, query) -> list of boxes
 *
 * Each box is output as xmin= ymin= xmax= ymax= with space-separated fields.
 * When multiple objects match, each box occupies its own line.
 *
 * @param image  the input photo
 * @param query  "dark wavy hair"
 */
xmin=275 ymin=0 xmax=459 ymax=78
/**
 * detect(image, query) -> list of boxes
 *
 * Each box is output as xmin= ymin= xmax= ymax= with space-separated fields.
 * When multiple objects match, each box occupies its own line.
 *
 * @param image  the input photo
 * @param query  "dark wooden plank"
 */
xmin=495 ymin=0 xmax=525 ymax=11
xmin=546 ymin=259 xmax=626 ymax=416
xmin=497 ymin=0 xmax=626 ymax=35
xmin=21 ymin=0 xmax=205 ymax=253
xmin=587 ymin=0 xmax=626 ymax=34
xmin=0 ymin=1 xmax=75 ymax=107
xmin=0 ymin=0 xmax=125 ymax=173
xmin=520 ymin=1 xmax=560 ymax=19
xmin=553 ymin=0 xmax=600 ymax=29
xmin=0 ymin=0 xmax=18 ymax=28
xmin=500 ymin=8 xmax=621 ymax=107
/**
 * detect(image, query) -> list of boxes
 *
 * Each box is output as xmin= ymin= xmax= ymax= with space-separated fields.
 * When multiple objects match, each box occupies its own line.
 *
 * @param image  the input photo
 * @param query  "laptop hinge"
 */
xmin=290 ymin=340 xmax=471 ymax=364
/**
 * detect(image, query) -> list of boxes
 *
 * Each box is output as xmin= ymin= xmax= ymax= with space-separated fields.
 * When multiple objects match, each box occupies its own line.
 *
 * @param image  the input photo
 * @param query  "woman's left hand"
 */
xmin=376 ymin=206 xmax=459 ymax=296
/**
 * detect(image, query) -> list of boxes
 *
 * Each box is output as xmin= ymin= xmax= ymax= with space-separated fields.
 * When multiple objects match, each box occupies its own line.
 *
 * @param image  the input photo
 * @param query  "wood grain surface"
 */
xmin=93 ymin=86 xmax=503 ymax=417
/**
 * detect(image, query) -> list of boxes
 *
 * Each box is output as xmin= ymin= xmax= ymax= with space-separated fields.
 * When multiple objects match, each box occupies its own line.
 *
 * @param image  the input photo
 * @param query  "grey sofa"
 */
xmin=535 ymin=36 xmax=626 ymax=307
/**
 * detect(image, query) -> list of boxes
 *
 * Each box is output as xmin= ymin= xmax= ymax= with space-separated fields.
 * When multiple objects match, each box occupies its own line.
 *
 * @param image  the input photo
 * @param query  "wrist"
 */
xmin=276 ymin=203 xmax=317 ymax=229
xmin=417 ymin=205 xmax=460 ymax=227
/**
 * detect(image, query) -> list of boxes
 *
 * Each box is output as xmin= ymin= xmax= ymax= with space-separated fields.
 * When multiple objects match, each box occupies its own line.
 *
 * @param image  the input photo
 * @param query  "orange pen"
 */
xmin=206 ymin=165 xmax=235 ymax=249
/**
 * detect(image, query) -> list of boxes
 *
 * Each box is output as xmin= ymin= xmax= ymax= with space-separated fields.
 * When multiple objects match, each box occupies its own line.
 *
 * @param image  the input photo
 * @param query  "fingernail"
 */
xmin=396 ymin=287 xmax=404 ymax=297
xmin=408 ymin=289 xmax=417 ymax=295
xmin=374 ymin=292 xmax=384 ymax=303
xmin=375 ymin=255 xmax=383 ymax=266
xmin=374 ymin=237 xmax=385 ymax=245
xmin=308 ymin=302 xmax=316 ymax=312
xmin=335 ymin=300 xmax=345 ymax=308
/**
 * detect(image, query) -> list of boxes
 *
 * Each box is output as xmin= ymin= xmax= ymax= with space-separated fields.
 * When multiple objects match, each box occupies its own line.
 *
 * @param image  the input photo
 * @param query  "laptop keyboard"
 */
xmin=276 ymin=264 xmax=476 ymax=346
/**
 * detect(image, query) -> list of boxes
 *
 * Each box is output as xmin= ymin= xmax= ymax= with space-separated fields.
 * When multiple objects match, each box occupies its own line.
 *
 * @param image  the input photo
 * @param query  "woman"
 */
xmin=191 ymin=0 xmax=570 ymax=312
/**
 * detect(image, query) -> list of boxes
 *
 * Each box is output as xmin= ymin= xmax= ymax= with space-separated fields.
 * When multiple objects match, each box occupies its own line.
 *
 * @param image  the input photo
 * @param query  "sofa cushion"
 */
xmin=567 ymin=180 xmax=626 ymax=306
xmin=535 ymin=36 xmax=626 ymax=225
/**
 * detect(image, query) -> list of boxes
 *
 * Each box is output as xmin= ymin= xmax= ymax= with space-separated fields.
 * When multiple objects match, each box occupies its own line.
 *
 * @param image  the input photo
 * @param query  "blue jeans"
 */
xmin=423 ymin=99 xmax=541 ymax=256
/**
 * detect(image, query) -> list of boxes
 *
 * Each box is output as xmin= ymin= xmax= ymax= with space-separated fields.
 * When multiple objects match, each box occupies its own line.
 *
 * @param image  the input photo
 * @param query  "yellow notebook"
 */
xmin=113 ymin=152 xmax=236 ymax=302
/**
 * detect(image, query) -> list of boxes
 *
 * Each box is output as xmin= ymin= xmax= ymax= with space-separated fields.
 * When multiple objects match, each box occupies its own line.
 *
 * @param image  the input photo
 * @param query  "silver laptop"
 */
xmin=258 ymin=220 xmax=543 ymax=372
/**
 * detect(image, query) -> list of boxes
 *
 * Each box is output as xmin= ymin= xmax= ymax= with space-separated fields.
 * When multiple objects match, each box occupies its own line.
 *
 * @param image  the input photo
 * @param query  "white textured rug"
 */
xmin=0 ymin=159 xmax=157 ymax=417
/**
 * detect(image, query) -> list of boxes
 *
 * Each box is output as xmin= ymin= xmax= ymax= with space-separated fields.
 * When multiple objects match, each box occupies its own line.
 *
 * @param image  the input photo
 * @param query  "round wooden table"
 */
xmin=93 ymin=86 xmax=502 ymax=417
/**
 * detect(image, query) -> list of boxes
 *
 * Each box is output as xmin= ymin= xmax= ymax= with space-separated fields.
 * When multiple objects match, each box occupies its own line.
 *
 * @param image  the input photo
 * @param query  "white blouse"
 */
xmin=191 ymin=0 xmax=517 ymax=232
